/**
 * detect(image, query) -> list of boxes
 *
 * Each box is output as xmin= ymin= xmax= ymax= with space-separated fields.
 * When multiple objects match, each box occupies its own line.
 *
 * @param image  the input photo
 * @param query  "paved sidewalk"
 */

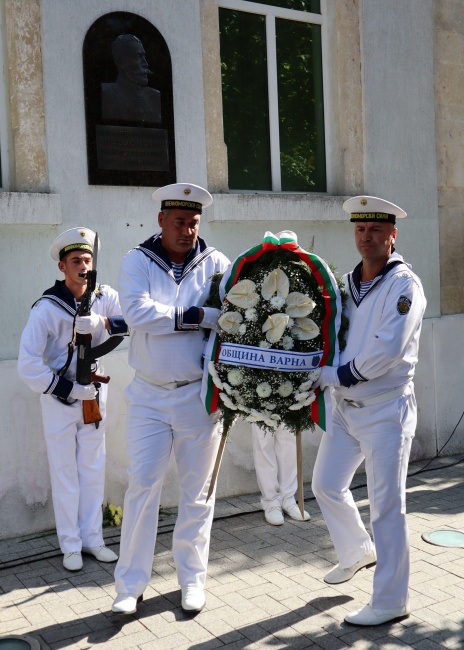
xmin=1 ymin=456 xmax=464 ymax=649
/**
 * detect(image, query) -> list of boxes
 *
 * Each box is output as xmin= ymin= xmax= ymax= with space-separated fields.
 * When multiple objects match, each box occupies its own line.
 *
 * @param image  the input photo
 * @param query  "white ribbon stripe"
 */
xmin=218 ymin=342 xmax=323 ymax=372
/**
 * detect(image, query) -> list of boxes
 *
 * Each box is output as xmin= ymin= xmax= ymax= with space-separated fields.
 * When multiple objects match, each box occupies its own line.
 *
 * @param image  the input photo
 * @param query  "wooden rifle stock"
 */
xmin=81 ymin=372 xmax=110 ymax=425
xmin=83 ymin=397 xmax=103 ymax=425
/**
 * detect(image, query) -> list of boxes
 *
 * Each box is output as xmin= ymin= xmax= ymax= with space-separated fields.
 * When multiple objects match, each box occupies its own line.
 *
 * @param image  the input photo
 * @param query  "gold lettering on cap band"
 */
xmin=61 ymin=243 xmax=93 ymax=254
xmin=350 ymin=212 xmax=395 ymax=221
xmin=162 ymin=200 xmax=203 ymax=211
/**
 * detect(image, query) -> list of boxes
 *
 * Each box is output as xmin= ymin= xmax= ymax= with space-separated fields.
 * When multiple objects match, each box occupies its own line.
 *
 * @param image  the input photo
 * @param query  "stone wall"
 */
xmin=434 ymin=0 xmax=464 ymax=315
xmin=4 ymin=0 xmax=48 ymax=192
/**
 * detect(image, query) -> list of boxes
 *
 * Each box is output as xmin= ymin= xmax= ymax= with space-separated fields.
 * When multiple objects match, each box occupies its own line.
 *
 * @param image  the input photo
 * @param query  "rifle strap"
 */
xmin=57 ymin=314 xmax=77 ymax=378
xmin=95 ymin=388 xmax=100 ymax=429
xmin=54 ymin=315 xmax=77 ymax=406
xmin=88 ymin=335 xmax=125 ymax=359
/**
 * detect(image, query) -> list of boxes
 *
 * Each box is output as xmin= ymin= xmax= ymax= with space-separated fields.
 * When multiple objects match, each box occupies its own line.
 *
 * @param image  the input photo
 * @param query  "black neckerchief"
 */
xmin=348 ymin=257 xmax=404 ymax=307
xmin=136 ymin=233 xmax=215 ymax=283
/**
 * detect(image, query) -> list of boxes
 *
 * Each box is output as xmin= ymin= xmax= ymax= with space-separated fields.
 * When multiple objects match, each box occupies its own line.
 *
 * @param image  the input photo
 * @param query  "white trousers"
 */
xmin=252 ymin=424 xmax=298 ymax=511
xmin=114 ymin=376 xmax=221 ymax=596
xmin=312 ymin=390 xmax=416 ymax=609
xmin=40 ymin=386 xmax=107 ymax=554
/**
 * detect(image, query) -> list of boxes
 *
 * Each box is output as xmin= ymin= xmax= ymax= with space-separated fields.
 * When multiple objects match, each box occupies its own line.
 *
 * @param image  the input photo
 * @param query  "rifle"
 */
xmin=75 ymin=232 xmax=108 ymax=426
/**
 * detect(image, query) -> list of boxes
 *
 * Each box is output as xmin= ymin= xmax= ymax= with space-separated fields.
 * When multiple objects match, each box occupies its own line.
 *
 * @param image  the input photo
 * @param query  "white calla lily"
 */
xmin=261 ymin=268 xmax=289 ymax=300
xmin=226 ymin=279 xmax=259 ymax=308
xmin=218 ymin=311 xmax=243 ymax=334
xmin=262 ymin=313 xmax=289 ymax=343
xmin=291 ymin=317 xmax=320 ymax=341
xmin=285 ymin=292 xmax=316 ymax=318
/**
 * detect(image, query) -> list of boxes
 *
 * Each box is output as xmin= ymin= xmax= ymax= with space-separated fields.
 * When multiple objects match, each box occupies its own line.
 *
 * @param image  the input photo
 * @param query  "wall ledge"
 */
xmin=0 ymin=192 xmax=62 ymax=225
xmin=207 ymin=193 xmax=350 ymax=222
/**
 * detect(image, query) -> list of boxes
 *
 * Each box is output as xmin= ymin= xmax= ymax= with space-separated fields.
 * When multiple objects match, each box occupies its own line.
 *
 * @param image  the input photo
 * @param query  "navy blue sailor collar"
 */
xmin=33 ymin=280 xmax=102 ymax=316
xmin=348 ymin=253 xmax=404 ymax=306
xmin=136 ymin=233 xmax=215 ymax=282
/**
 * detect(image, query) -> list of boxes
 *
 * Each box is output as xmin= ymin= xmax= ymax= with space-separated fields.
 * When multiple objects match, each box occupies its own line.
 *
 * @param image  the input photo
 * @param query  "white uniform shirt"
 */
xmin=335 ymin=253 xmax=426 ymax=400
xmin=118 ymin=234 xmax=230 ymax=384
xmin=18 ymin=281 xmax=125 ymax=400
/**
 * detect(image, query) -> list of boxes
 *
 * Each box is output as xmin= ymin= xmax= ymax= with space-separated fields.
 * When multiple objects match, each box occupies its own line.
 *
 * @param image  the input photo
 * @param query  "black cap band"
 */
xmin=162 ymin=200 xmax=203 ymax=213
xmin=350 ymin=212 xmax=396 ymax=224
xmin=59 ymin=243 xmax=93 ymax=260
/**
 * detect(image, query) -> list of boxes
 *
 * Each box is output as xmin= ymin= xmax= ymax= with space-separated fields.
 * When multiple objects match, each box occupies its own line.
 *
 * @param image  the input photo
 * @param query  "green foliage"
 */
xmin=204 ymin=272 xmax=224 ymax=309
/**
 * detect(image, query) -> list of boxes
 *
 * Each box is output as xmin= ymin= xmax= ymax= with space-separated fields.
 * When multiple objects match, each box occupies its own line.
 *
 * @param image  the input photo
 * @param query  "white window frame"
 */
xmin=0 ymin=0 xmax=11 ymax=190
xmin=217 ymin=0 xmax=332 ymax=193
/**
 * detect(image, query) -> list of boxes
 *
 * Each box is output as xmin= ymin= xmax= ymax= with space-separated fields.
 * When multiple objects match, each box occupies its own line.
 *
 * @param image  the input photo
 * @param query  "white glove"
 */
xmin=69 ymin=382 xmax=98 ymax=401
xmin=75 ymin=313 xmax=106 ymax=335
xmin=200 ymin=307 xmax=222 ymax=334
xmin=313 ymin=366 xmax=340 ymax=391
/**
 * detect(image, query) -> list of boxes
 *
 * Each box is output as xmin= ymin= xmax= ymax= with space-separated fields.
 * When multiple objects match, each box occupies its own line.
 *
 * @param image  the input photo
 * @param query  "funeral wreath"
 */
xmin=202 ymin=231 xmax=347 ymax=438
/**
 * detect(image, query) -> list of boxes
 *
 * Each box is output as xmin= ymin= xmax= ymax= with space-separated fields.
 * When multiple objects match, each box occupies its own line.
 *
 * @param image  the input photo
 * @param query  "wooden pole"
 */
xmin=206 ymin=435 xmax=227 ymax=501
xmin=296 ymin=428 xmax=305 ymax=518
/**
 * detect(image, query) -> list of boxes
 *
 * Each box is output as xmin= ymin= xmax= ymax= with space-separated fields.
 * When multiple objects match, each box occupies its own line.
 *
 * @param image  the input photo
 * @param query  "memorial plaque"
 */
xmin=83 ymin=12 xmax=176 ymax=186
xmin=96 ymin=125 xmax=169 ymax=172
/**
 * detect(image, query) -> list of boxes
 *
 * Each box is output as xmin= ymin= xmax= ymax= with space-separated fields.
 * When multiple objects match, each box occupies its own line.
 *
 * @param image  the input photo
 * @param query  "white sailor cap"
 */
xmin=343 ymin=196 xmax=406 ymax=224
xmin=50 ymin=227 xmax=100 ymax=261
xmin=152 ymin=182 xmax=213 ymax=213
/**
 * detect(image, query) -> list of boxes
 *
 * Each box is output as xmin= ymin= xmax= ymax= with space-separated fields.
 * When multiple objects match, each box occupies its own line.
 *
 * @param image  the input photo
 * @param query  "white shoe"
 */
xmin=82 ymin=545 xmax=118 ymax=562
xmin=345 ymin=603 xmax=410 ymax=625
xmin=324 ymin=550 xmax=376 ymax=584
xmin=63 ymin=552 xmax=83 ymax=571
xmin=283 ymin=503 xmax=310 ymax=521
xmin=111 ymin=593 xmax=143 ymax=614
xmin=181 ymin=586 xmax=206 ymax=612
xmin=264 ymin=506 xmax=284 ymax=526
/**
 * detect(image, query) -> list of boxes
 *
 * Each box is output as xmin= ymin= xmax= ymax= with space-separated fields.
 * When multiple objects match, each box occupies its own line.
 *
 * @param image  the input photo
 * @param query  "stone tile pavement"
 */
xmin=1 ymin=455 xmax=464 ymax=649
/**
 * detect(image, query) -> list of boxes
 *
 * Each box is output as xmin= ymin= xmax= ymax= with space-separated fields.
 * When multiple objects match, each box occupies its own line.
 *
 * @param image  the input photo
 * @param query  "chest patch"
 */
xmin=397 ymin=295 xmax=411 ymax=315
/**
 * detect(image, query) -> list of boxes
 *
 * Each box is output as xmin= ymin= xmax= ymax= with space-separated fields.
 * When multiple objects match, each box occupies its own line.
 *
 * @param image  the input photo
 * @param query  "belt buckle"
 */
xmin=344 ymin=398 xmax=361 ymax=408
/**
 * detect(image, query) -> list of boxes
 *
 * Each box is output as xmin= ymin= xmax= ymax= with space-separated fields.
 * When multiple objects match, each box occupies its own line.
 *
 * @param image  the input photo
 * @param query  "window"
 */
xmin=218 ymin=0 xmax=326 ymax=193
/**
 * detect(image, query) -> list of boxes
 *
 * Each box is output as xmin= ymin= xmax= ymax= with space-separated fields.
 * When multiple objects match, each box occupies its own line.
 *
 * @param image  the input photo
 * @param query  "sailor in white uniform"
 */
xmin=252 ymin=423 xmax=310 ymax=525
xmin=18 ymin=228 xmax=128 ymax=571
xmin=311 ymin=196 xmax=426 ymax=626
xmin=112 ymin=183 xmax=230 ymax=615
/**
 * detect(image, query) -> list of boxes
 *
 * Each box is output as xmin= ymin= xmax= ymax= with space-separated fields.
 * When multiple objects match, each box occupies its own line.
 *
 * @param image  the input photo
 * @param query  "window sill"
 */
xmin=0 ymin=192 xmax=62 ymax=225
xmin=207 ymin=193 xmax=349 ymax=222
